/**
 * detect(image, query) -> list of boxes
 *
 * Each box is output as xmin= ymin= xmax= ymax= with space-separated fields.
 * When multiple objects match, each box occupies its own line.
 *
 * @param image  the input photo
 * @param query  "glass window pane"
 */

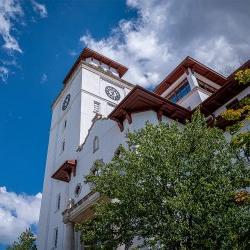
xmin=176 ymin=82 xmax=190 ymax=100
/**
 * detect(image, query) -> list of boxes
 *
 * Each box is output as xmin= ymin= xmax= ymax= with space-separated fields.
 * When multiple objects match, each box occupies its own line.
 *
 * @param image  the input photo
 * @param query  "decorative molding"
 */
xmin=62 ymin=192 xmax=101 ymax=224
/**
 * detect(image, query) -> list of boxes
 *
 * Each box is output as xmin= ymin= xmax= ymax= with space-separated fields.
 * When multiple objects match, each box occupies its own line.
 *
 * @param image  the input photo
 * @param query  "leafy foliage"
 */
xmin=77 ymin=112 xmax=250 ymax=249
xmin=235 ymin=69 xmax=250 ymax=85
xmin=221 ymin=68 xmax=250 ymax=160
xmin=7 ymin=229 xmax=37 ymax=250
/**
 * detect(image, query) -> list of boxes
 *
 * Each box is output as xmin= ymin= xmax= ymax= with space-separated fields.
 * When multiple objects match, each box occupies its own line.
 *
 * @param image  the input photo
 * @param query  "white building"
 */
xmin=37 ymin=48 xmax=250 ymax=250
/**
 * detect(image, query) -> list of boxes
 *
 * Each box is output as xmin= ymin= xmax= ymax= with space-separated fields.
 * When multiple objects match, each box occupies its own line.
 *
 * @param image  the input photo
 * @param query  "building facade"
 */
xmin=37 ymin=48 xmax=250 ymax=250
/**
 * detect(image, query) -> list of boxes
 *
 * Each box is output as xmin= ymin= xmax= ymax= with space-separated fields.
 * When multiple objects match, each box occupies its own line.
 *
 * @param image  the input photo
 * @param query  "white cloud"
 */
xmin=80 ymin=0 xmax=250 ymax=88
xmin=0 ymin=186 xmax=42 ymax=245
xmin=0 ymin=0 xmax=48 ymax=82
xmin=0 ymin=66 xmax=9 ymax=82
xmin=31 ymin=0 xmax=48 ymax=18
xmin=194 ymin=36 xmax=240 ymax=75
xmin=0 ymin=0 xmax=23 ymax=53
xmin=0 ymin=0 xmax=48 ymax=53
xmin=40 ymin=73 xmax=48 ymax=83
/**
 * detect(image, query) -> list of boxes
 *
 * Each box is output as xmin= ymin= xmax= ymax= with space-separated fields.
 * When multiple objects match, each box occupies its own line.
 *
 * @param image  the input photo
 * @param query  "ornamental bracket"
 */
xmin=113 ymin=118 xmax=124 ymax=132
xmin=122 ymin=109 xmax=132 ymax=124
xmin=157 ymin=105 xmax=167 ymax=122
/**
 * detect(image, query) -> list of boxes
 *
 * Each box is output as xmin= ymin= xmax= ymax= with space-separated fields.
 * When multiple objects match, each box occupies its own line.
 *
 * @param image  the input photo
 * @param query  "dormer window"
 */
xmin=169 ymin=81 xmax=191 ymax=103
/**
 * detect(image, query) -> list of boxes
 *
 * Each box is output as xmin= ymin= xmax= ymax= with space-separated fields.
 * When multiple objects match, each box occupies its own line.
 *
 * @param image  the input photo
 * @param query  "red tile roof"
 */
xmin=108 ymin=85 xmax=192 ymax=131
xmin=154 ymin=56 xmax=227 ymax=95
xmin=63 ymin=48 xmax=128 ymax=84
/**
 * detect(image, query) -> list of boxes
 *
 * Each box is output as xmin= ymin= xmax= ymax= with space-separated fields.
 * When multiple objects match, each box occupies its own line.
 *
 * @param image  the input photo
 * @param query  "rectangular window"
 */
xmin=54 ymin=227 xmax=58 ymax=248
xmin=62 ymin=140 xmax=65 ymax=152
xmin=93 ymin=101 xmax=101 ymax=113
xmin=56 ymin=194 xmax=61 ymax=211
xmin=169 ymin=81 xmax=191 ymax=103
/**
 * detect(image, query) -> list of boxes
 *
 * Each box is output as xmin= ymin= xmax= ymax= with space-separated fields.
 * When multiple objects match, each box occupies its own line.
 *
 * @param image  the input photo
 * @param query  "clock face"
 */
xmin=105 ymin=86 xmax=121 ymax=101
xmin=62 ymin=94 xmax=71 ymax=111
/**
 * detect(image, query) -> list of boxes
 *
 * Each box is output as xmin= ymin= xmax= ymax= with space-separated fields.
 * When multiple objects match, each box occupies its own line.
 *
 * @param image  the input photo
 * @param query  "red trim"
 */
xmin=63 ymin=48 xmax=128 ymax=84
xmin=154 ymin=56 xmax=227 ymax=95
xmin=108 ymin=85 xmax=192 ymax=131
xmin=51 ymin=160 xmax=77 ymax=183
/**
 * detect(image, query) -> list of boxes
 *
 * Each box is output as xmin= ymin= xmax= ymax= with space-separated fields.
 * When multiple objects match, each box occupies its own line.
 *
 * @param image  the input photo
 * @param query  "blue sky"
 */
xmin=0 ymin=0 xmax=136 ymax=247
xmin=0 ymin=0 xmax=135 ymax=196
xmin=0 ymin=0 xmax=250 ymax=247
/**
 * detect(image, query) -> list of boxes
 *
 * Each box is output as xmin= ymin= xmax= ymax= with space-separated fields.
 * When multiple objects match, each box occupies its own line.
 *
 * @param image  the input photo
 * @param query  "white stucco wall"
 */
xmin=69 ymin=110 xmax=172 ymax=204
xmin=79 ymin=66 xmax=131 ymax=145
xmin=38 ymin=65 xmax=82 ymax=250
xmin=38 ymin=61 xmax=133 ymax=250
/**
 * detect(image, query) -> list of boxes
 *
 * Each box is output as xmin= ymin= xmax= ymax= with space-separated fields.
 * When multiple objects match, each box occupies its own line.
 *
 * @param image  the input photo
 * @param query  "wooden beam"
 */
xmin=156 ymin=104 xmax=168 ymax=121
xmin=157 ymin=109 xmax=163 ymax=121
xmin=170 ymin=110 xmax=178 ymax=119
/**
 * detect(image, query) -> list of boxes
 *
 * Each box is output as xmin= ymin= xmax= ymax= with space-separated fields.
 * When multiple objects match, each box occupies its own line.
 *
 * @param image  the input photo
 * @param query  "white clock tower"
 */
xmin=37 ymin=48 xmax=134 ymax=250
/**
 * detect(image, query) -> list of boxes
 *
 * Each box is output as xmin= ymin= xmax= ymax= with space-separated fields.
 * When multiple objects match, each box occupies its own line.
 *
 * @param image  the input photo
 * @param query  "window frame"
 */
xmin=53 ymin=227 xmax=58 ymax=248
xmin=55 ymin=193 xmax=61 ymax=211
xmin=169 ymin=80 xmax=191 ymax=103
xmin=62 ymin=140 xmax=65 ymax=153
xmin=93 ymin=101 xmax=101 ymax=113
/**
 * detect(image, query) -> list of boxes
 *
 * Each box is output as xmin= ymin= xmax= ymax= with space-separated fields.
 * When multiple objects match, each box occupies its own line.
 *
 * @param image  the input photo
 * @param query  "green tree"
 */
xmin=7 ymin=229 xmax=37 ymax=250
xmin=221 ymin=68 xmax=250 ymax=159
xmin=77 ymin=112 xmax=250 ymax=249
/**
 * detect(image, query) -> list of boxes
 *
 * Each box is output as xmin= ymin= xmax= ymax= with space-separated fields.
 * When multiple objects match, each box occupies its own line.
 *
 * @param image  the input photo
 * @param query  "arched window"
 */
xmin=93 ymin=136 xmax=99 ymax=153
xmin=74 ymin=183 xmax=82 ymax=198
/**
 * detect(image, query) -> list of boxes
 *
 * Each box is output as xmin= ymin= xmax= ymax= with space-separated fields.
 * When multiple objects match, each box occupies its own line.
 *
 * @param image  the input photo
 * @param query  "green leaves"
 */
xmin=7 ymin=229 xmax=37 ymax=250
xmin=78 ymin=111 xmax=250 ymax=249
xmin=235 ymin=69 xmax=250 ymax=85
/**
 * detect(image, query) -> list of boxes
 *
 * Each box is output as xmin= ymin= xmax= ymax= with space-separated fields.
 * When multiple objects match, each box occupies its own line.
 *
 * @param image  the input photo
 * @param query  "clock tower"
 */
xmin=37 ymin=48 xmax=134 ymax=250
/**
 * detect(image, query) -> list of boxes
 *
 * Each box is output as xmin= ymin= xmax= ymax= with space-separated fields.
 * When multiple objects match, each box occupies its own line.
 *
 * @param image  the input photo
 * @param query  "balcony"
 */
xmin=62 ymin=192 xmax=101 ymax=224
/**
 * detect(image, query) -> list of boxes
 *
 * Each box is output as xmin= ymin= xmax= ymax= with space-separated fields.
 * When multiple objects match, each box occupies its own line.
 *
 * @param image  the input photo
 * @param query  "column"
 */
xmin=187 ymin=67 xmax=199 ymax=89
